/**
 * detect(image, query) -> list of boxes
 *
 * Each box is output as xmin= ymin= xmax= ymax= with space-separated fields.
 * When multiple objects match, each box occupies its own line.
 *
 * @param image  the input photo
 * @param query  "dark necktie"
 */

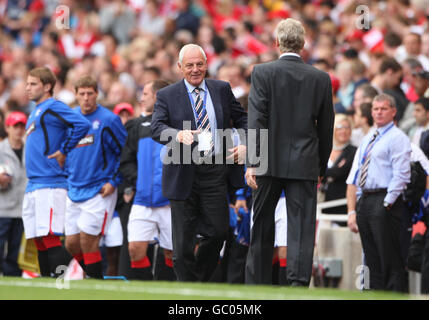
xmin=193 ymin=87 xmax=214 ymax=156
xmin=358 ymin=130 xmax=380 ymax=189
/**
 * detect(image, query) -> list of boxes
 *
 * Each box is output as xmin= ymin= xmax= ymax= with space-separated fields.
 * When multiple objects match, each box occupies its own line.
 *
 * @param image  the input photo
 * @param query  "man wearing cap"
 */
xmin=64 ymin=76 xmax=127 ymax=279
xmin=113 ymin=102 xmax=135 ymax=126
xmin=0 ymin=112 xmax=27 ymax=276
xmin=23 ymin=67 xmax=91 ymax=278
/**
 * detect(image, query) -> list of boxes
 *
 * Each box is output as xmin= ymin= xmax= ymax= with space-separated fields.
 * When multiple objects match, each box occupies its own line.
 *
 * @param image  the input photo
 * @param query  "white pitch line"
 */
xmin=0 ymin=279 xmax=340 ymax=300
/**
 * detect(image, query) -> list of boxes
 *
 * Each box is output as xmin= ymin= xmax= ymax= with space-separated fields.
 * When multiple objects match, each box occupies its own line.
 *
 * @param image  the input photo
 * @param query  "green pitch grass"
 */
xmin=0 ymin=277 xmax=421 ymax=300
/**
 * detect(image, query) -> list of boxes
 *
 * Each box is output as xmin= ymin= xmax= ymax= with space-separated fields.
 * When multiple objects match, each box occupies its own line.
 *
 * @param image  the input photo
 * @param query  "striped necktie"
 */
xmin=358 ymin=130 xmax=380 ymax=189
xmin=193 ymin=87 xmax=214 ymax=156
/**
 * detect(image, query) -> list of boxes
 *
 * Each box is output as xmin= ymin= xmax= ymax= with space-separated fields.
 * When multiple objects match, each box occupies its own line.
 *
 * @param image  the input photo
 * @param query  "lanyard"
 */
xmin=353 ymin=122 xmax=395 ymax=185
xmin=187 ymin=88 xmax=208 ymax=128
xmin=359 ymin=123 xmax=394 ymax=165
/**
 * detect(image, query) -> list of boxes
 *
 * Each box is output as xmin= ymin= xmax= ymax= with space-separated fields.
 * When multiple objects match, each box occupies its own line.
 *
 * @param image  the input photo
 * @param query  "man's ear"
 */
xmin=275 ymin=37 xmax=279 ymax=48
xmin=44 ymin=83 xmax=52 ymax=94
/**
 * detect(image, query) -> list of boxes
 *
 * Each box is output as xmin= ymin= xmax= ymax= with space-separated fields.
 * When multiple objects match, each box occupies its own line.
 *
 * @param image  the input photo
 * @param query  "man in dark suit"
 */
xmin=151 ymin=44 xmax=247 ymax=282
xmin=245 ymin=18 xmax=334 ymax=286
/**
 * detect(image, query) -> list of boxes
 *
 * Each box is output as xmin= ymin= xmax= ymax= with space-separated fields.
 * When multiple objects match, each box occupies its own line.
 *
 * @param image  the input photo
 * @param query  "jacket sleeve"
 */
xmin=51 ymin=102 xmax=91 ymax=155
xmin=104 ymin=115 xmax=128 ymax=187
xmin=325 ymin=147 xmax=357 ymax=181
xmin=317 ymin=74 xmax=335 ymax=178
xmin=247 ymin=65 xmax=268 ymax=168
xmin=151 ymin=90 xmax=180 ymax=147
xmin=226 ymin=82 xmax=247 ymax=142
xmin=119 ymin=119 xmax=139 ymax=189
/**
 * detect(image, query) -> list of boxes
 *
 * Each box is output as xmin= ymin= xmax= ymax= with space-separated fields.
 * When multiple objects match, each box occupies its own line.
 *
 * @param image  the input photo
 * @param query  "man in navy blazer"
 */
xmin=151 ymin=44 xmax=247 ymax=282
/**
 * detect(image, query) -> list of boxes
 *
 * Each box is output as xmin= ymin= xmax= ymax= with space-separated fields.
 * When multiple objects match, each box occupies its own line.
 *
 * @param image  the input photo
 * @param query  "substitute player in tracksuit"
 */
xmin=23 ymin=67 xmax=91 ymax=277
xmin=64 ymin=76 xmax=127 ymax=279
xmin=120 ymin=79 xmax=175 ymax=281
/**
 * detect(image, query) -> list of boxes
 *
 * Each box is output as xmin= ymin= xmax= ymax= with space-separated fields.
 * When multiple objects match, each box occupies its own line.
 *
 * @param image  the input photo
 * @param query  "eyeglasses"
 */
xmin=335 ymin=124 xmax=351 ymax=130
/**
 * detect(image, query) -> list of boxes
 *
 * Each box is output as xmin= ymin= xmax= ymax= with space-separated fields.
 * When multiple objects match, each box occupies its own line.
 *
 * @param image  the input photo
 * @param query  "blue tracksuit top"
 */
xmin=119 ymin=114 xmax=168 ymax=208
xmin=66 ymin=105 xmax=127 ymax=202
xmin=25 ymin=98 xmax=91 ymax=192
xmin=134 ymin=136 xmax=168 ymax=207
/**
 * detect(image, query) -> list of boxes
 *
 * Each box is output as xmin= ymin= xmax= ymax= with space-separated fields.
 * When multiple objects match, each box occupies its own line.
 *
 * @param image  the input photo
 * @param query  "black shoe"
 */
xmin=289 ymin=280 xmax=307 ymax=287
xmin=279 ymin=267 xmax=288 ymax=286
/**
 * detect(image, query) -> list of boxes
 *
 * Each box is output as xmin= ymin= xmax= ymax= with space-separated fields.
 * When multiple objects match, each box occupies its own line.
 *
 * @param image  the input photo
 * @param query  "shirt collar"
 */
xmin=374 ymin=121 xmax=394 ymax=135
xmin=279 ymin=52 xmax=301 ymax=59
xmin=184 ymin=79 xmax=206 ymax=93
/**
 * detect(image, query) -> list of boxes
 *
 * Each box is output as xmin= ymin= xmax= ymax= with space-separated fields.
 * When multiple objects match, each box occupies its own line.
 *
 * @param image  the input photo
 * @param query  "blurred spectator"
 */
xmin=371 ymin=56 xmax=408 ymax=122
xmin=153 ymin=49 xmax=176 ymax=81
xmin=0 ymin=111 xmax=27 ymax=276
xmin=421 ymin=31 xmax=429 ymax=59
xmin=174 ymin=0 xmax=200 ymax=36
xmin=350 ymin=59 xmax=369 ymax=91
xmin=401 ymin=57 xmax=423 ymax=103
xmin=9 ymin=80 xmax=35 ymax=115
xmin=97 ymin=70 xmax=116 ymax=102
xmin=408 ymin=97 xmax=429 ymax=145
xmin=141 ymin=66 xmax=161 ymax=88
xmin=329 ymin=73 xmax=344 ymax=114
xmin=352 ymin=83 xmax=379 ymax=113
xmin=412 ymin=69 xmax=429 ymax=98
xmin=217 ymin=62 xmax=248 ymax=99
xmin=312 ymin=58 xmax=331 ymax=73
xmin=351 ymin=102 xmax=374 ymax=148
xmin=105 ymin=81 xmax=133 ymax=109
xmin=336 ymin=60 xmax=355 ymax=111
xmin=0 ymin=109 xmax=6 ymax=141
xmin=320 ymin=114 xmax=357 ymax=219
xmin=99 ymin=0 xmax=136 ymax=45
xmin=136 ymin=0 xmax=166 ymax=37
xmin=113 ymin=102 xmax=135 ymax=125
xmin=0 ymin=76 xmax=10 ymax=108
xmin=384 ymin=32 xmax=403 ymax=58
xmin=400 ymin=67 xmax=429 ymax=134
xmin=396 ymin=32 xmax=429 ymax=71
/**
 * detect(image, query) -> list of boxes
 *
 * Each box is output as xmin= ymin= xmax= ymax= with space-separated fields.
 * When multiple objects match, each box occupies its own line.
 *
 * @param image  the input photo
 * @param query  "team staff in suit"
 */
xmin=347 ymin=93 xmax=411 ymax=292
xmin=151 ymin=44 xmax=247 ymax=282
xmin=245 ymin=18 xmax=334 ymax=286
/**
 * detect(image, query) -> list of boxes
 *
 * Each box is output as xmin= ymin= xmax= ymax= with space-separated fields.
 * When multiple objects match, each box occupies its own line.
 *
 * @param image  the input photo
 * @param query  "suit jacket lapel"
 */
xmin=177 ymin=80 xmax=197 ymax=130
xmin=205 ymin=79 xmax=223 ymax=129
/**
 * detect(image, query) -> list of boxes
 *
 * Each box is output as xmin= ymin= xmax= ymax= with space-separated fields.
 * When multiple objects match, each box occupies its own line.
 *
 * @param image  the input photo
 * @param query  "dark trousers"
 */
xmin=0 ymin=218 xmax=24 ymax=276
xmin=356 ymin=192 xmax=405 ymax=292
xmin=245 ymin=177 xmax=317 ymax=285
xmin=170 ymin=164 xmax=229 ymax=282
xmin=118 ymin=201 xmax=133 ymax=279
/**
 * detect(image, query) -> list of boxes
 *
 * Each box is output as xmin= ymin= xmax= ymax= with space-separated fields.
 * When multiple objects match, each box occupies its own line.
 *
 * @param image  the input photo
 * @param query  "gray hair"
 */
xmin=275 ymin=18 xmax=306 ymax=53
xmin=373 ymin=93 xmax=396 ymax=109
xmin=178 ymin=44 xmax=207 ymax=64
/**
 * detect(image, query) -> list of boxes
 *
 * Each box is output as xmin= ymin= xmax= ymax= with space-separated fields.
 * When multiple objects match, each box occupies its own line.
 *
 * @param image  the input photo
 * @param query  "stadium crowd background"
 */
xmin=1 ymin=0 xmax=429 ymax=287
xmin=0 ymin=0 xmax=428 ymax=122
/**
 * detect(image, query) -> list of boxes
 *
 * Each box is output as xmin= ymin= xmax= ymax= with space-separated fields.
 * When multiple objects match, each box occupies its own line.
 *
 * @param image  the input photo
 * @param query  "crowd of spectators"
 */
xmin=0 ymin=0 xmax=426 ymax=124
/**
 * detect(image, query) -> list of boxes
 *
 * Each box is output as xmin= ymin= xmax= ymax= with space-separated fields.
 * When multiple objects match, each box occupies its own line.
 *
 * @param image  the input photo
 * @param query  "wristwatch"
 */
xmin=383 ymin=201 xmax=392 ymax=210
